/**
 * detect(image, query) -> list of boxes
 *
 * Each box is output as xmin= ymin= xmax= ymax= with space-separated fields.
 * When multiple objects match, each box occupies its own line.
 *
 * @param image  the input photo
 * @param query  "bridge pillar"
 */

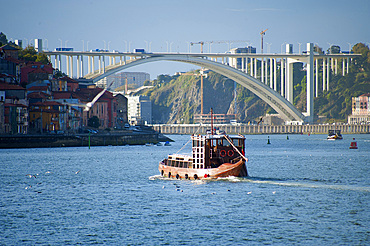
xmin=81 ymin=55 xmax=84 ymax=77
xmin=280 ymin=58 xmax=284 ymax=97
xmin=77 ymin=55 xmax=80 ymax=78
xmin=254 ymin=58 xmax=257 ymax=78
xmin=92 ymin=56 xmax=95 ymax=74
xmin=88 ymin=56 xmax=91 ymax=74
xmin=270 ymin=58 xmax=273 ymax=88
xmin=261 ymin=58 xmax=264 ymax=83
xmin=99 ymin=56 xmax=102 ymax=73
xmin=306 ymin=43 xmax=314 ymax=123
xmin=58 ymin=55 xmax=61 ymax=72
xmin=342 ymin=59 xmax=345 ymax=76
xmin=286 ymin=58 xmax=294 ymax=103
xmin=70 ymin=56 xmax=74 ymax=78
xmin=326 ymin=57 xmax=330 ymax=90
xmin=274 ymin=58 xmax=277 ymax=90
xmin=315 ymin=58 xmax=318 ymax=97
xmin=246 ymin=57 xmax=249 ymax=74
xmin=265 ymin=58 xmax=268 ymax=84
xmin=54 ymin=56 xmax=58 ymax=70
xmin=250 ymin=58 xmax=254 ymax=77
xmin=66 ymin=56 xmax=70 ymax=77
xmin=323 ymin=58 xmax=326 ymax=91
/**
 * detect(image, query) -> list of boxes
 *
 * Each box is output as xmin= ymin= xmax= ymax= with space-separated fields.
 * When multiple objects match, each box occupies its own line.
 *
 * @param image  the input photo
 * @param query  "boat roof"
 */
xmin=168 ymin=153 xmax=192 ymax=161
xmin=192 ymin=134 xmax=245 ymax=140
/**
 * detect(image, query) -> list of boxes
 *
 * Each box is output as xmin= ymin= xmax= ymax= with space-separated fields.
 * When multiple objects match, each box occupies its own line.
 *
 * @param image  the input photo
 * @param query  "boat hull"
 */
xmin=159 ymin=159 xmax=247 ymax=180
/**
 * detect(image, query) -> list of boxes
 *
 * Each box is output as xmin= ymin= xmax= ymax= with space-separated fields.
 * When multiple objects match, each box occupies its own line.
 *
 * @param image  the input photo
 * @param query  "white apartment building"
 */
xmin=127 ymin=95 xmax=152 ymax=125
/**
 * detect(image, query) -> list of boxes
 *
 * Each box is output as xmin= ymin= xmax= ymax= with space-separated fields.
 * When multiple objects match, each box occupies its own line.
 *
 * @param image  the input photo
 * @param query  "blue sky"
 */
xmin=2 ymin=0 xmax=370 ymax=79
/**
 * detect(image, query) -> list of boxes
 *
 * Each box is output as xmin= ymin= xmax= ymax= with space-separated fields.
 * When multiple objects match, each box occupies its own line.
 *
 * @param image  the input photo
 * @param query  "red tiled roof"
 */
xmin=27 ymin=91 xmax=50 ymax=99
xmin=0 ymin=82 xmax=25 ymax=90
xmin=0 ymin=44 xmax=20 ymax=51
xmin=31 ymin=101 xmax=63 ymax=107
xmin=27 ymin=86 xmax=49 ymax=91
xmin=4 ymin=103 xmax=28 ymax=107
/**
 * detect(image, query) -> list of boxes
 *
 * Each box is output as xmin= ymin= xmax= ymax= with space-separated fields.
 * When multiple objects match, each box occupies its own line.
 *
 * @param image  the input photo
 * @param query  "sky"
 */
xmin=2 ymin=0 xmax=370 ymax=79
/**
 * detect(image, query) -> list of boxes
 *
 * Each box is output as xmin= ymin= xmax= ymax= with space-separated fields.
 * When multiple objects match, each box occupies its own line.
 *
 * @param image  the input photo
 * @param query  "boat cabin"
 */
xmin=191 ymin=134 xmax=245 ymax=169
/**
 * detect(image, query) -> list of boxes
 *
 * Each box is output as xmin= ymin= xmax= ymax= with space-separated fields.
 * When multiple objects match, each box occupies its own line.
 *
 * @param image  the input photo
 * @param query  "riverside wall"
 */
xmin=0 ymin=132 xmax=172 ymax=149
xmin=153 ymin=124 xmax=370 ymax=135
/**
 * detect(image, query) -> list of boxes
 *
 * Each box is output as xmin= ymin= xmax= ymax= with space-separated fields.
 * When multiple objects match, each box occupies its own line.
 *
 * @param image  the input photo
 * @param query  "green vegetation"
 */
xmin=18 ymin=45 xmax=50 ymax=64
xmin=294 ymin=43 xmax=370 ymax=122
xmin=88 ymin=116 xmax=100 ymax=128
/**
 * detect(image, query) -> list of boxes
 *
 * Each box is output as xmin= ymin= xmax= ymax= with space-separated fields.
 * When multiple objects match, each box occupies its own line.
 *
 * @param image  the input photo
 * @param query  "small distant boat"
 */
xmin=164 ymin=141 xmax=171 ymax=146
xmin=145 ymin=143 xmax=154 ymax=146
xmin=327 ymin=130 xmax=343 ymax=140
xmin=156 ymin=142 xmax=163 ymax=146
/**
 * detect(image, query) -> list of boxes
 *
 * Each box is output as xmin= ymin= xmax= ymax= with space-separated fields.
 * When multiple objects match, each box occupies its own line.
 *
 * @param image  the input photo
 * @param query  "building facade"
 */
xmin=348 ymin=93 xmax=370 ymax=124
xmin=229 ymin=46 xmax=256 ymax=70
xmin=108 ymin=72 xmax=150 ymax=90
xmin=127 ymin=95 xmax=152 ymax=125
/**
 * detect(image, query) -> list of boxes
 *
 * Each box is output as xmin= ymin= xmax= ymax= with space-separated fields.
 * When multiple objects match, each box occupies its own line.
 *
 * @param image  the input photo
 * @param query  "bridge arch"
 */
xmin=90 ymin=55 xmax=305 ymax=122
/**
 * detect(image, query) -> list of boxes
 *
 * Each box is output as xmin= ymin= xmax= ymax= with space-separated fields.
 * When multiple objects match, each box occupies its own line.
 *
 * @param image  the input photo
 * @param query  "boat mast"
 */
xmin=211 ymin=108 xmax=214 ymax=135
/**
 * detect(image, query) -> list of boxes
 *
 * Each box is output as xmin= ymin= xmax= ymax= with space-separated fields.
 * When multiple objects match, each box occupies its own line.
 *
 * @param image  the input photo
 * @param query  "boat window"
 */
xmin=200 ymin=140 xmax=204 ymax=147
xmin=179 ymin=161 xmax=183 ymax=168
xmin=193 ymin=164 xmax=195 ymax=168
xmin=200 ymin=164 xmax=203 ymax=169
xmin=197 ymin=164 xmax=199 ymax=169
xmin=217 ymin=139 xmax=222 ymax=146
xmin=184 ymin=162 xmax=188 ymax=168
xmin=223 ymin=139 xmax=230 ymax=147
xmin=233 ymin=139 xmax=239 ymax=146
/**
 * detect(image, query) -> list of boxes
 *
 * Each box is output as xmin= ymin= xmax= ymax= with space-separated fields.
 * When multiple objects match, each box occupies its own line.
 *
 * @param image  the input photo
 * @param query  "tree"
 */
xmin=19 ymin=45 xmax=37 ymax=61
xmin=0 ymin=32 xmax=7 ymax=46
xmin=88 ymin=116 xmax=100 ymax=128
xmin=18 ymin=45 xmax=50 ymax=64
xmin=35 ymin=52 xmax=50 ymax=64
xmin=352 ymin=43 xmax=370 ymax=72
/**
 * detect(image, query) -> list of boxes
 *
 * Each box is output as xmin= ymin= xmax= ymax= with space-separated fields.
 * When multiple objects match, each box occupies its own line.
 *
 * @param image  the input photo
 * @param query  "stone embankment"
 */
xmin=153 ymin=124 xmax=370 ymax=135
xmin=0 ymin=131 xmax=172 ymax=149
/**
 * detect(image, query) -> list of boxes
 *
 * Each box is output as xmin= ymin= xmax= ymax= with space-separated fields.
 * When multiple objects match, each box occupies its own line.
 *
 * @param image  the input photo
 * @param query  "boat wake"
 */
xmin=150 ymin=175 xmax=370 ymax=192
xmin=242 ymin=177 xmax=370 ymax=192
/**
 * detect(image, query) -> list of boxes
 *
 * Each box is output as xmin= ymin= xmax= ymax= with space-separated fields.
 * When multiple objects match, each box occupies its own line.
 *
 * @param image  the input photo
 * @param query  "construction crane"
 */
xmin=260 ymin=29 xmax=268 ymax=53
xmin=190 ymin=40 xmax=251 ymax=53
xmin=190 ymin=41 xmax=205 ymax=53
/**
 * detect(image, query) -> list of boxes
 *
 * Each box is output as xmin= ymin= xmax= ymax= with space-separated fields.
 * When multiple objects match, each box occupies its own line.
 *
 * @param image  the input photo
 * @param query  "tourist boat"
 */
xmin=158 ymin=128 xmax=248 ymax=180
xmin=327 ymin=130 xmax=343 ymax=140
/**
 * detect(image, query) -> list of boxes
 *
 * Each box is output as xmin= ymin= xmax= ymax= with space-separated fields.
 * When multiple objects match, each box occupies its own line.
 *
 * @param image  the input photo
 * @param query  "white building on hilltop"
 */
xmin=127 ymin=95 xmax=152 ymax=125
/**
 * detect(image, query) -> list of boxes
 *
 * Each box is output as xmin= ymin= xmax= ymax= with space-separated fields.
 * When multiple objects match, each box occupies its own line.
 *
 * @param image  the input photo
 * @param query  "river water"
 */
xmin=0 ymin=134 xmax=369 ymax=245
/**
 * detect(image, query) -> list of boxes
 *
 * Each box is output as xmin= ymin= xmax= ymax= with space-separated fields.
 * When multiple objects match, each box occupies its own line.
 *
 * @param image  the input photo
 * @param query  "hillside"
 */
xmin=139 ymin=43 xmax=370 ymax=124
